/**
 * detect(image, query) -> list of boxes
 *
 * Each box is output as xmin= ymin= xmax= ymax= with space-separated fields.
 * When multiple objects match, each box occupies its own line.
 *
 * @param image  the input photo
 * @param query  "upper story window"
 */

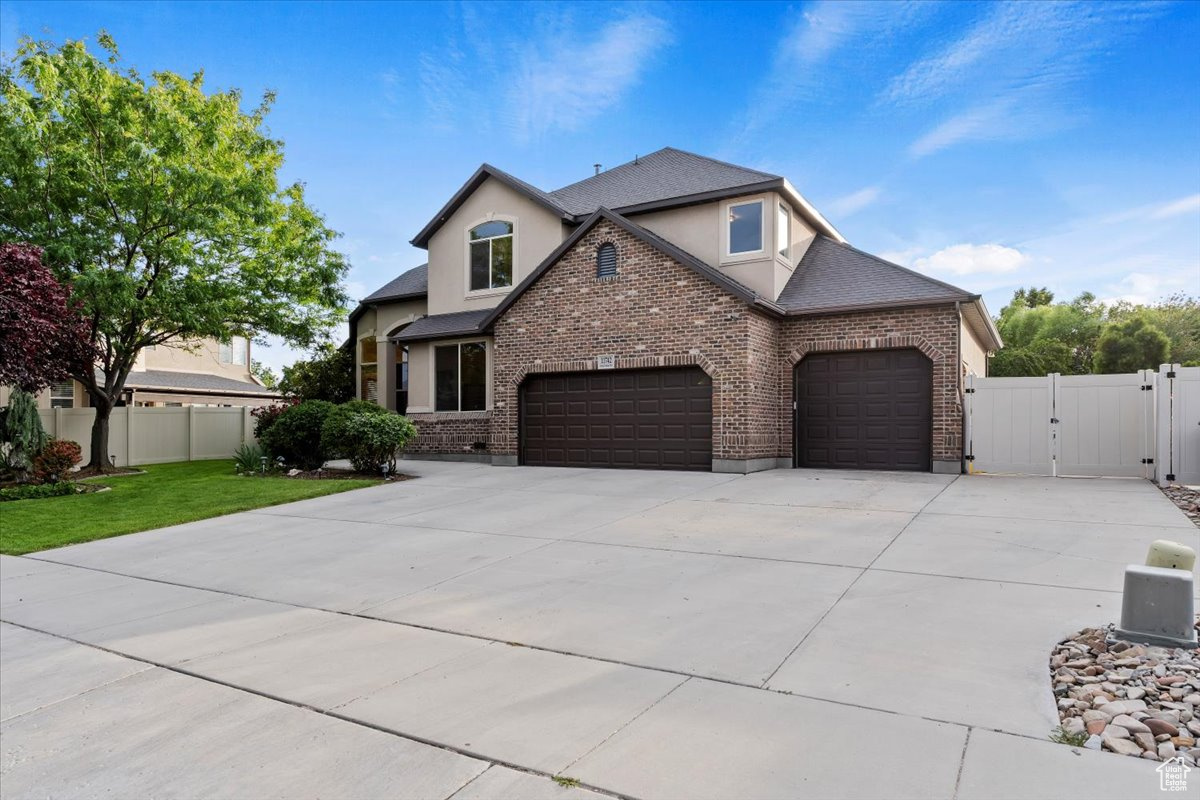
xmin=596 ymin=242 xmax=617 ymax=278
xmin=777 ymin=203 xmax=791 ymax=261
xmin=727 ymin=200 xmax=763 ymax=255
xmin=220 ymin=336 xmax=247 ymax=365
xmin=49 ymin=380 xmax=74 ymax=408
xmin=468 ymin=220 xmax=514 ymax=292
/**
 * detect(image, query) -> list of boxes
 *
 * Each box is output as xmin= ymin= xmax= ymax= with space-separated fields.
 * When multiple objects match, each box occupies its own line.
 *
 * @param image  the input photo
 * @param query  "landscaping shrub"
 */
xmin=321 ymin=403 xmax=416 ymax=474
xmin=251 ymin=399 xmax=297 ymax=439
xmin=1 ymin=389 xmax=48 ymax=481
xmin=260 ymin=400 xmax=335 ymax=470
xmin=1 ymin=481 xmax=76 ymax=502
xmin=233 ymin=442 xmax=268 ymax=475
xmin=31 ymin=439 xmax=82 ymax=484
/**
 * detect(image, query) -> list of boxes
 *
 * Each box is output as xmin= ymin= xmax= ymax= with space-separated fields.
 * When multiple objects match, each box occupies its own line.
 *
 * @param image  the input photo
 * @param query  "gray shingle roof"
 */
xmin=119 ymin=369 xmax=279 ymax=396
xmin=777 ymin=236 xmax=974 ymax=313
xmin=392 ymin=309 xmax=491 ymax=342
xmin=549 ymin=148 xmax=780 ymax=216
xmin=362 ymin=263 xmax=428 ymax=302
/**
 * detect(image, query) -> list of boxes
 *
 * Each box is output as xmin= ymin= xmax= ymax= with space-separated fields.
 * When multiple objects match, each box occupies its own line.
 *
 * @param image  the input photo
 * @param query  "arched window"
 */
xmin=468 ymin=220 xmax=514 ymax=291
xmin=596 ymin=242 xmax=617 ymax=278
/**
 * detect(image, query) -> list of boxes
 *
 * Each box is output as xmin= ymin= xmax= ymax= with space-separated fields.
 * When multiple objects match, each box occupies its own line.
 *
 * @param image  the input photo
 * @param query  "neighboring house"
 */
xmin=0 ymin=336 xmax=278 ymax=409
xmin=349 ymin=147 xmax=1001 ymax=474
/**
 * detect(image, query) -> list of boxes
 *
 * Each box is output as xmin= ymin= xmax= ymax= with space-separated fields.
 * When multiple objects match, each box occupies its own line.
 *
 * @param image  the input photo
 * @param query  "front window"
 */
xmin=435 ymin=342 xmax=487 ymax=412
xmin=220 ymin=336 xmax=247 ymax=365
xmin=777 ymin=203 xmax=791 ymax=261
xmin=49 ymin=380 xmax=74 ymax=408
xmin=728 ymin=201 xmax=763 ymax=255
xmin=469 ymin=220 xmax=514 ymax=292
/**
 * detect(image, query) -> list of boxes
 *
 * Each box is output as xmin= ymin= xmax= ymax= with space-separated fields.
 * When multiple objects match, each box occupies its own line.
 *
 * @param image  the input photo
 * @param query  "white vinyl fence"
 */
xmin=965 ymin=364 xmax=1199 ymax=485
xmin=37 ymin=406 xmax=256 ymax=467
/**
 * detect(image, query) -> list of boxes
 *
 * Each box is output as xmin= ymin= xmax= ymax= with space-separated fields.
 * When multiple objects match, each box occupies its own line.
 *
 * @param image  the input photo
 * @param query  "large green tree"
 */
xmin=1093 ymin=316 xmax=1171 ymax=374
xmin=278 ymin=345 xmax=354 ymax=404
xmin=992 ymin=291 xmax=1106 ymax=376
xmin=0 ymin=33 xmax=349 ymax=468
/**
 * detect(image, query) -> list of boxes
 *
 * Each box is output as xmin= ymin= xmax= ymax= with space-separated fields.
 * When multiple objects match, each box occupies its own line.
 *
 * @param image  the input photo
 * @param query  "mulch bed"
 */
xmin=268 ymin=467 xmax=413 ymax=481
xmin=1160 ymin=484 xmax=1200 ymax=528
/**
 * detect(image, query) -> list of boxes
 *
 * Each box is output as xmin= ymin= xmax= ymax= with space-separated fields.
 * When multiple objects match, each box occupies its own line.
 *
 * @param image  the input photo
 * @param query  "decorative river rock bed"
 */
xmin=1051 ymin=621 xmax=1200 ymax=764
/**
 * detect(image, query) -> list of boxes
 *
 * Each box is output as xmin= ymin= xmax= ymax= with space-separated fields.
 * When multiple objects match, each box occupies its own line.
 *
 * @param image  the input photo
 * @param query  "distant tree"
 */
xmin=0 ymin=244 xmax=96 ymax=392
xmin=250 ymin=360 xmax=278 ymax=390
xmin=1093 ymin=316 xmax=1171 ymax=374
xmin=0 ymin=33 xmax=349 ymax=469
xmin=1012 ymin=286 xmax=1055 ymax=308
xmin=1111 ymin=293 xmax=1200 ymax=366
xmin=995 ymin=291 xmax=1105 ymax=375
xmin=989 ymin=340 xmax=1075 ymax=378
xmin=278 ymin=345 xmax=354 ymax=403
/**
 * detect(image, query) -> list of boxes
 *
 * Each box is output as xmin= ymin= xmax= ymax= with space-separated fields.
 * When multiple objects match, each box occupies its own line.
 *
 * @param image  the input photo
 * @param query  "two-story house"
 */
xmin=349 ymin=148 xmax=1001 ymax=474
xmin=1 ymin=336 xmax=278 ymax=409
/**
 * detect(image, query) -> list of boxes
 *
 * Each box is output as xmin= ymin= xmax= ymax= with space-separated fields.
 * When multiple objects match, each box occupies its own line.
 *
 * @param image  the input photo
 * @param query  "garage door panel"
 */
xmin=795 ymin=350 xmax=931 ymax=472
xmin=523 ymin=367 xmax=712 ymax=471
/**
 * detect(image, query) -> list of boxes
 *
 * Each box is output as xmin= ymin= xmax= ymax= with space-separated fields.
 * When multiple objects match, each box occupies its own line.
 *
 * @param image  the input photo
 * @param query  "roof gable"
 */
xmin=479 ymin=208 xmax=781 ymax=332
xmin=411 ymin=165 xmax=571 ymax=248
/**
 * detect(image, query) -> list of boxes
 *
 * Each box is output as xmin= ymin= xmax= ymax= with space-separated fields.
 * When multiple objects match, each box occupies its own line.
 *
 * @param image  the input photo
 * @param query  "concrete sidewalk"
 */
xmin=2 ymin=462 xmax=1195 ymax=799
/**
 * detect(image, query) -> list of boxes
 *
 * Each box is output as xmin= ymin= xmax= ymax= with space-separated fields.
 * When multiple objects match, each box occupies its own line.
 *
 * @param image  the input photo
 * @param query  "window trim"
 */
xmin=49 ymin=379 xmax=75 ymax=409
xmin=777 ymin=202 xmax=792 ymax=264
xmin=464 ymin=215 xmax=518 ymax=298
xmin=722 ymin=198 xmax=766 ymax=261
xmin=432 ymin=339 xmax=490 ymax=413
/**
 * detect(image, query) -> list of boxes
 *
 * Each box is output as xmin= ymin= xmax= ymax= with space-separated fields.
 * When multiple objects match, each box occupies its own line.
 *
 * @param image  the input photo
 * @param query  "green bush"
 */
xmin=321 ymin=403 xmax=416 ymax=474
xmin=260 ymin=400 xmax=335 ymax=470
xmin=233 ymin=442 xmax=267 ymax=475
xmin=31 ymin=439 xmax=82 ymax=484
xmin=1 ymin=481 xmax=77 ymax=502
xmin=250 ymin=400 xmax=297 ymax=439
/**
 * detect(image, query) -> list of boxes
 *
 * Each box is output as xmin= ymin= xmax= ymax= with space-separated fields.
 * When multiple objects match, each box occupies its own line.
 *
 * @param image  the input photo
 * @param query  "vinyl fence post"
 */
xmin=126 ymin=403 xmax=135 ymax=468
xmin=53 ymin=406 xmax=62 ymax=439
xmin=243 ymin=406 xmax=252 ymax=444
xmin=188 ymin=405 xmax=197 ymax=461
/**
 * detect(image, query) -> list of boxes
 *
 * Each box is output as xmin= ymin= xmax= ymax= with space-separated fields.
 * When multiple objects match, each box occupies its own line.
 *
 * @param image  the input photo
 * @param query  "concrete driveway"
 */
xmin=2 ymin=462 xmax=1196 ymax=800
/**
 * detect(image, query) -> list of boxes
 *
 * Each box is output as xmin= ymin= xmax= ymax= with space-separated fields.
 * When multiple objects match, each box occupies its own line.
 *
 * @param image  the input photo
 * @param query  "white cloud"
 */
xmin=413 ymin=7 xmax=671 ymax=142
xmin=912 ymin=243 xmax=1029 ymax=276
xmin=828 ymin=185 xmax=882 ymax=218
xmin=1099 ymin=271 xmax=1196 ymax=306
xmin=890 ymin=2 xmax=1163 ymax=157
xmin=1150 ymin=194 xmax=1200 ymax=220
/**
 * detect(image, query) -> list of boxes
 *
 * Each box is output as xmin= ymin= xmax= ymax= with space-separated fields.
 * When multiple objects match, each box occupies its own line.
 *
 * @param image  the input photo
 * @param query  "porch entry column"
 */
xmin=375 ymin=336 xmax=396 ymax=411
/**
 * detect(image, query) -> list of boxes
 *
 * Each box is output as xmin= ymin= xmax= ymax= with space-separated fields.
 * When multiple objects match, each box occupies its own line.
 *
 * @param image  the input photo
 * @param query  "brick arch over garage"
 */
xmin=778 ymin=306 xmax=964 ymax=470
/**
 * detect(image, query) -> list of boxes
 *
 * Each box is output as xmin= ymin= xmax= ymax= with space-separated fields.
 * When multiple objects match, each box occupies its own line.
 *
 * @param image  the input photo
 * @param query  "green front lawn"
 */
xmin=0 ymin=460 xmax=381 ymax=556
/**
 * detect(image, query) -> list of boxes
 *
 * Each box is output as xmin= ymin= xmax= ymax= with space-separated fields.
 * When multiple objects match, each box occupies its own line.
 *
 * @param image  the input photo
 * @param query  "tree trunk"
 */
xmin=87 ymin=395 xmax=113 ymax=471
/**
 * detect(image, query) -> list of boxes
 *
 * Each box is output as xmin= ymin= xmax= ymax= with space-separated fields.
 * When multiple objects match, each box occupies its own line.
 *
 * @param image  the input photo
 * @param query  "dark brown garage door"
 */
xmin=794 ymin=349 xmax=932 ymax=471
xmin=521 ymin=367 xmax=712 ymax=471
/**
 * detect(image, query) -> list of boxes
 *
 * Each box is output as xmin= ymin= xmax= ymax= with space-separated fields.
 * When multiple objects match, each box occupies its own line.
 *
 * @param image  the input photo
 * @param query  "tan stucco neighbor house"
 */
xmin=0 ymin=336 xmax=278 ymax=410
xmin=349 ymin=148 xmax=1001 ymax=474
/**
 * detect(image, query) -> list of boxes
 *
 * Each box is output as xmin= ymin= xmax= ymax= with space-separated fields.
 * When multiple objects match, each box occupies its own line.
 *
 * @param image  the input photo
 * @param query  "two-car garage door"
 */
xmin=521 ymin=367 xmax=712 ymax=471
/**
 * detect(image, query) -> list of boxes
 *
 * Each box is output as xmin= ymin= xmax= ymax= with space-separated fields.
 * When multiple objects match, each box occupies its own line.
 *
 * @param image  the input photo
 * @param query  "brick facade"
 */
xmin=406 ymin=412 xmax=492 ymax=457
xmin=412 ymin=221 xmax=966 ymax=472
xmin=490 ymin=220 xmax=780 ymax=463
xmin=778 ymin=306 xmax=963 ymax=464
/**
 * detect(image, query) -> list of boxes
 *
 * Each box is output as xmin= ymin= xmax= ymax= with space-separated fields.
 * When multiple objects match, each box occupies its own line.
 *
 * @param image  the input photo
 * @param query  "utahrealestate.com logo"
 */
xmin=1157 ymin=756 xmax=1191 ymax=792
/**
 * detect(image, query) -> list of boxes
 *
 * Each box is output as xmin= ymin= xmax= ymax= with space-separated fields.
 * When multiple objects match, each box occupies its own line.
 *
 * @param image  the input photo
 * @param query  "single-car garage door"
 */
xmin=794 ymin=349 xmax=932 ymax=471
xmin=521 ymin=367 xmax=712 ymax=471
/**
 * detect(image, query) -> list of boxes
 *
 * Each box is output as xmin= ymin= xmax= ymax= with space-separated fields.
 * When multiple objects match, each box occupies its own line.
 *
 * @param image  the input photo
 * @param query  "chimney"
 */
xmin=593 ymin=163 xmax=601 ymax=175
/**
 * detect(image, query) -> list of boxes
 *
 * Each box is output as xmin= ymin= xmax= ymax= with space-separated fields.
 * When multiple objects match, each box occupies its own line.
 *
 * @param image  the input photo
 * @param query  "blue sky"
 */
xmin=3 ymin=0 xmax=1198 ymax=372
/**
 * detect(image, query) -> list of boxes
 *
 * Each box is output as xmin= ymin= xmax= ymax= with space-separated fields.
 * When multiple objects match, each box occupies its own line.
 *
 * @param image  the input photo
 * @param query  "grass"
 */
xmin=0 ymin=460 xmax=381 ymax=556
xmin=551 ymin=776 xmax=582 ymax=789
xmin=1048 ymin=725 xmax=1089 ymax=747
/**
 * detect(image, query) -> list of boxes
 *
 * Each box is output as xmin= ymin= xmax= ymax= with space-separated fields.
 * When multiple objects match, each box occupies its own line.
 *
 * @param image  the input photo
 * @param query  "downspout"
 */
xmin=955 ymin=301 xmax=965 ymax=475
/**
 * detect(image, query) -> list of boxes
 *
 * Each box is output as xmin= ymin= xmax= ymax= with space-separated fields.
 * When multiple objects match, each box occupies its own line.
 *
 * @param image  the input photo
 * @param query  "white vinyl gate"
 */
xmin=1157 ymin=365 xmax=1200 ymax=485
xmin=965 ymin=369 xmax=1160 ymax=479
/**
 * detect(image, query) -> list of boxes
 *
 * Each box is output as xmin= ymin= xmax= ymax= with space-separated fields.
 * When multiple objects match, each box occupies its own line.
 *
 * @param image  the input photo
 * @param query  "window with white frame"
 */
xmin=777 ymin=203 xmax=791 ymax=261
xmin=49 ymin=380 xmax=74 ymax=408
xmin=727 ymin=200 xmax=763 ymax=255
xmin=219 ymin=336 xmax=247 ymax=365
xmin=435 ymin=342 xmax=487 ymax=412
xmin=468 ymin=221 xmax=514 ymax=292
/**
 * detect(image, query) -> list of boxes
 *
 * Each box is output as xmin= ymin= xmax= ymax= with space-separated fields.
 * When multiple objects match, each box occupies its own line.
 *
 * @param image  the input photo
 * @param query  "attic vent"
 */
xmin=596 ymin=242 xmax=618 ymax=278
